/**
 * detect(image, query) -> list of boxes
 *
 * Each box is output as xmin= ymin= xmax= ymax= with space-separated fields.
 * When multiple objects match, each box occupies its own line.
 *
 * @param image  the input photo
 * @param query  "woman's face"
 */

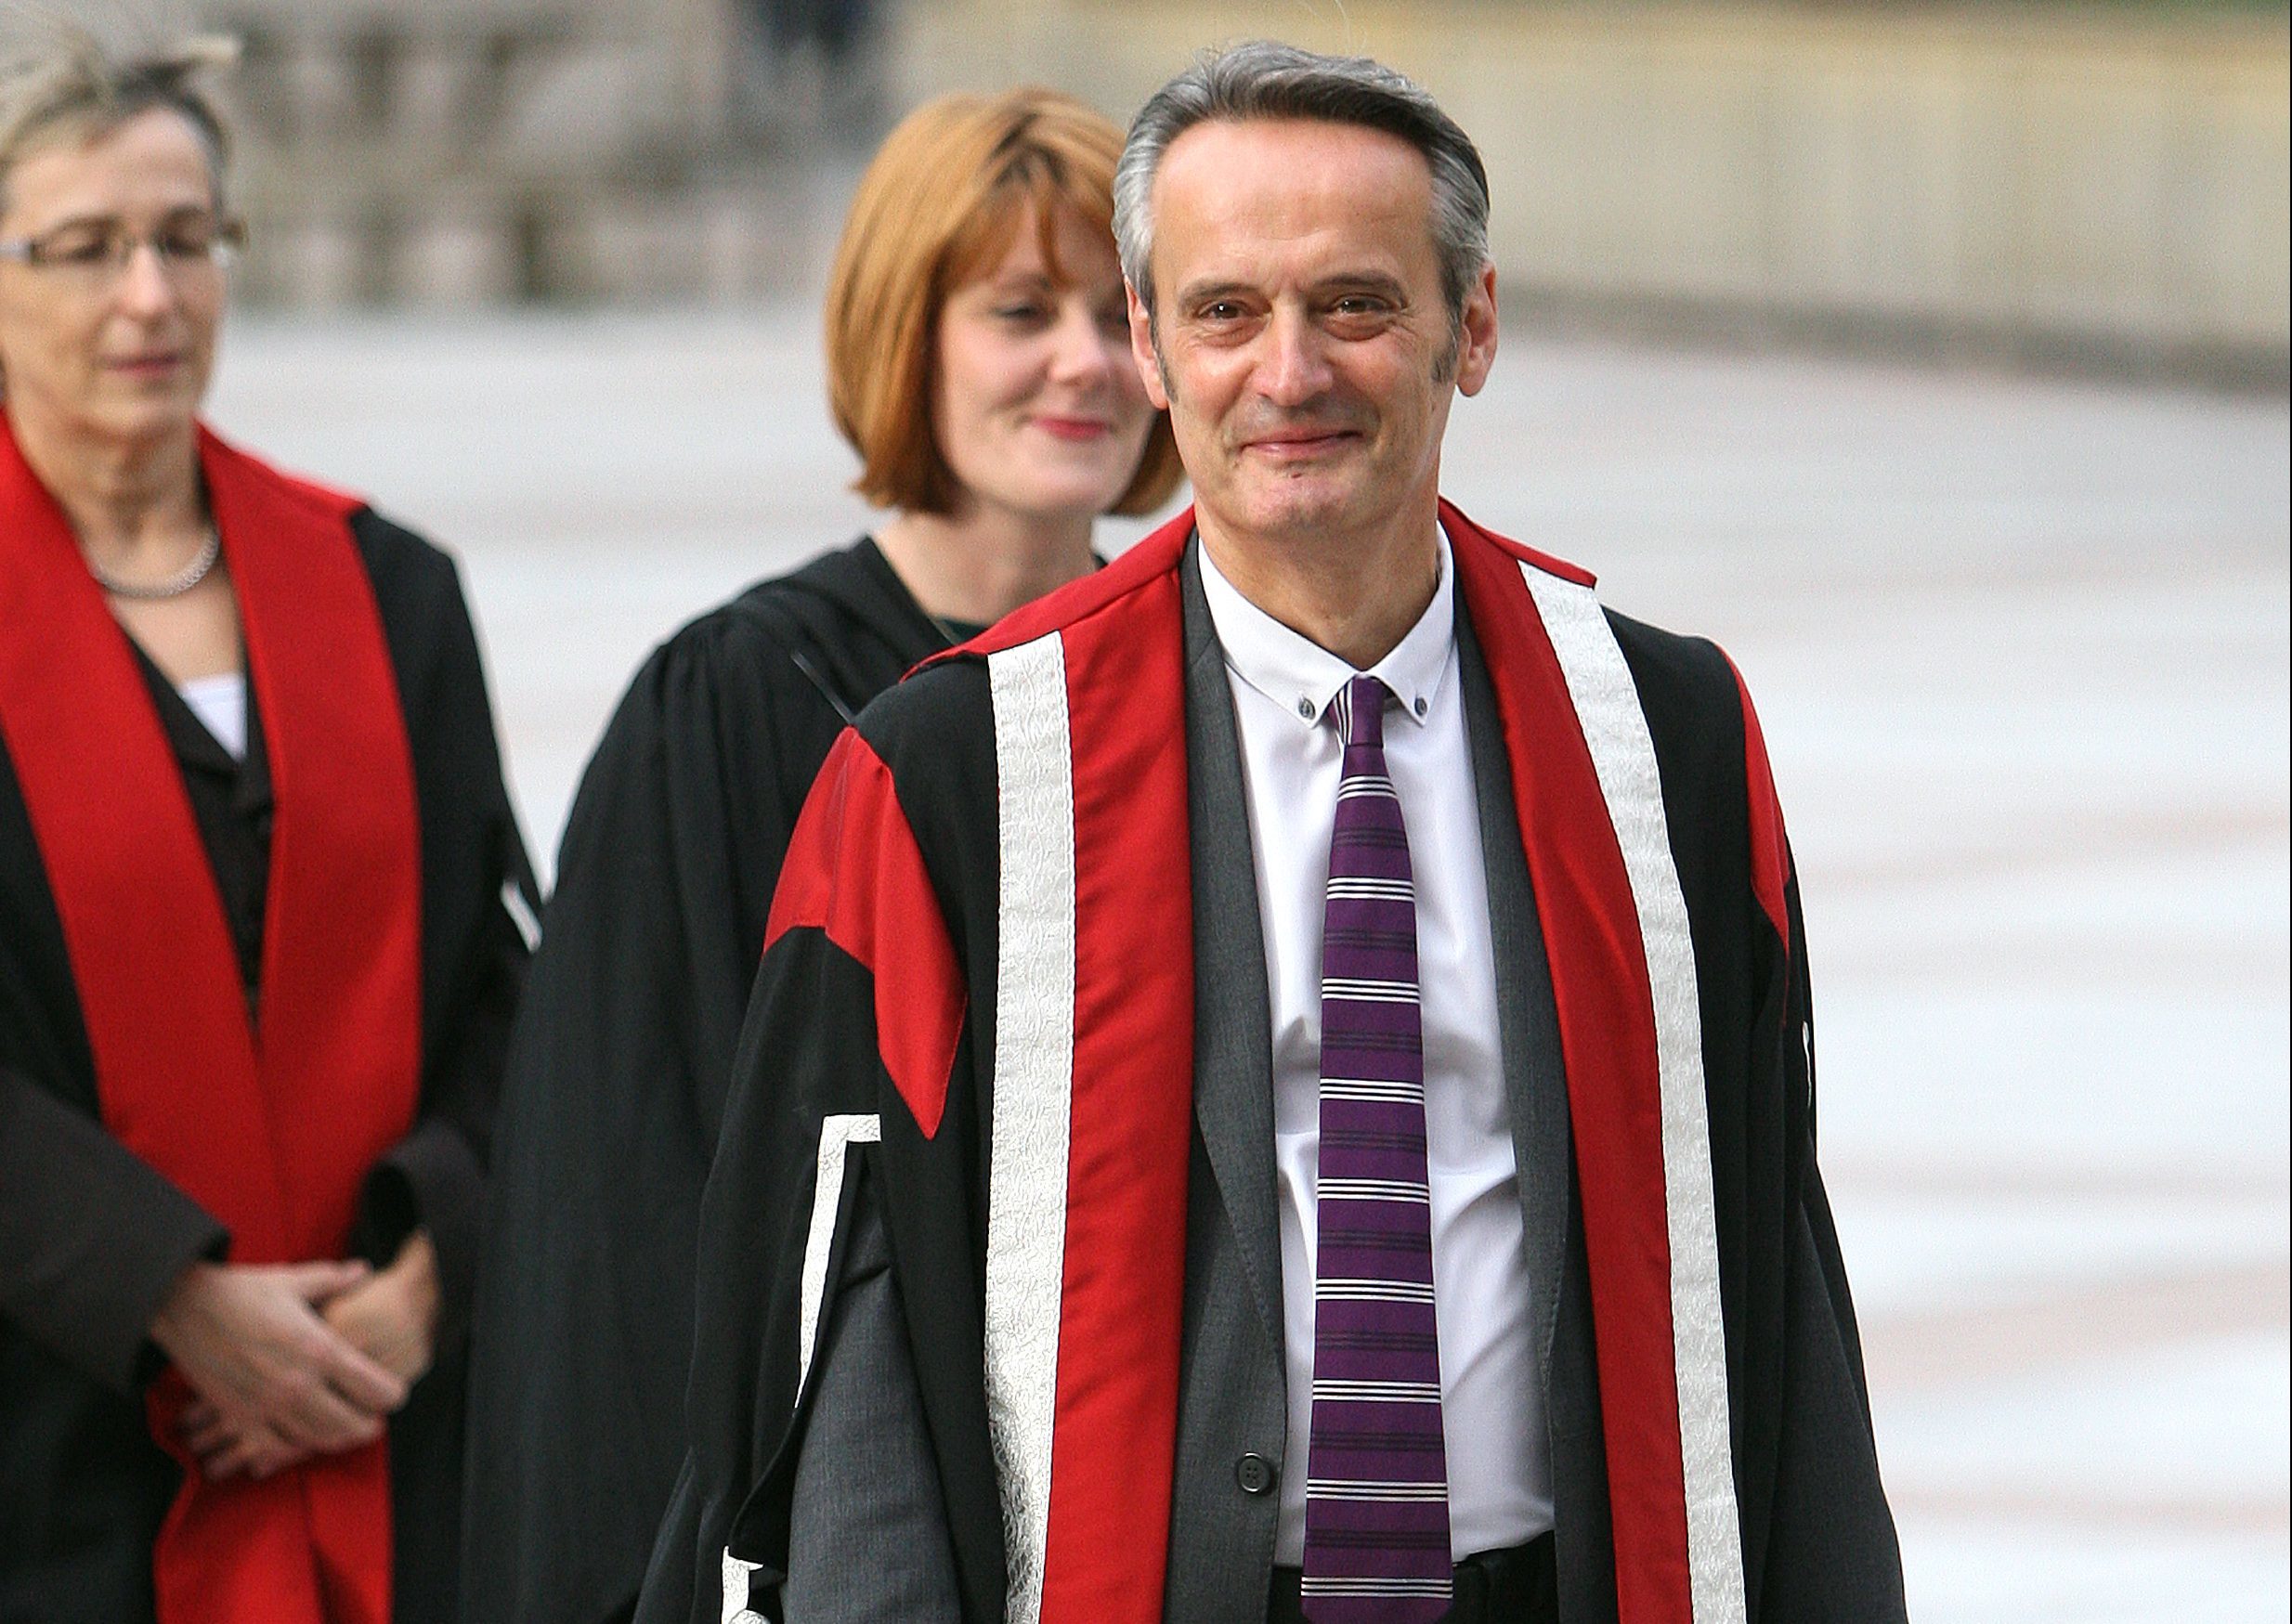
xmin=0 ymin=109 xmax=224 ymax=452
xmin=931 ymin=200 xmax=1155 ymax=526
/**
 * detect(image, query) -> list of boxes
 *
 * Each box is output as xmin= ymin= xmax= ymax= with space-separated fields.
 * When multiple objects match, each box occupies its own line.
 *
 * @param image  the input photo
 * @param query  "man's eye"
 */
xmin=1201 ymin=301 xmax=1244 ymax=322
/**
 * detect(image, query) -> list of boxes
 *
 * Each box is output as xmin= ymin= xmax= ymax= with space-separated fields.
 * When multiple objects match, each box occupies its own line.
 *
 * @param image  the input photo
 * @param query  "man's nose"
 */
xmin=1254 ymin=306 xmax=1333 ymax=408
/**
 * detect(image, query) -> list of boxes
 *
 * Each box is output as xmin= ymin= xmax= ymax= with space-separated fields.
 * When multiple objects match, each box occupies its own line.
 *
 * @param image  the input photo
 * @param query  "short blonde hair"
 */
xmin=824 ymin=87 xmax=1183 ymax=519
xmin=0 ymin=28 xmax=235 ymax=210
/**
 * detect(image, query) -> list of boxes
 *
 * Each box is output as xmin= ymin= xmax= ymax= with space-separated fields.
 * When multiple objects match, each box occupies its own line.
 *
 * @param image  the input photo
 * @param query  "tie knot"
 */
xmin=1335 ymin=674 xmax=1390 ymax=750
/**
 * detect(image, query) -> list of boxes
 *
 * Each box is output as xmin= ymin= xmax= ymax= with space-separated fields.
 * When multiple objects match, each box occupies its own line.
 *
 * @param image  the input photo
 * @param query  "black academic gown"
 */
xmin=0 ymin=513 xmax=534 ymax=1624
xmin=638 ymin=511 xmax=1906 ymax=1624
xmin=460 ymin=539 xmax=959 ymax=1624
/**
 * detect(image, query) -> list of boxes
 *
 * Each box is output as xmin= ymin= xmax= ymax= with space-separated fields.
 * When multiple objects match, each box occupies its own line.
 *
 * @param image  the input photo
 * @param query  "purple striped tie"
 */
xmin=1301 ymin=675 xmax=1452 ymax=1621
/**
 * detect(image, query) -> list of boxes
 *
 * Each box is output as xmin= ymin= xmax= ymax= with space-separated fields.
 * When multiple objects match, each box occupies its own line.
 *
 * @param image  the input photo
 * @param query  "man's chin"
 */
xmin=1228 ymin=479 xmax=1368 ymax=542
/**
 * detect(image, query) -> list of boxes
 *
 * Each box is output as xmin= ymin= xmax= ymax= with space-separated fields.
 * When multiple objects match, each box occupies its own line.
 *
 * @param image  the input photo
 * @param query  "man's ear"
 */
xmin=1127 ymin=282 xmax=1171 ymax=412
xmin=1454 ymin=264 xmax=1499 ymax=398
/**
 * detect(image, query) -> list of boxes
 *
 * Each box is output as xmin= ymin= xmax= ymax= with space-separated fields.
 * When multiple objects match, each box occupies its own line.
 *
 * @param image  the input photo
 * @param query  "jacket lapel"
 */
xmin=1179 ymin=542 xmax=1285 ymax=1352
xmin=1457 ymin=605 xmax=1572 ymax=1390
xmin=1161 ymin=540 xmax=1292 ymax=1624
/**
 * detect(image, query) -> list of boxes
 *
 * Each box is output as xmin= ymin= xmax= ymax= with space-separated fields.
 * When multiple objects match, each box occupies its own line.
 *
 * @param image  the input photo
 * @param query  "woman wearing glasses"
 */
xmin=0 ymin=36 xmax=532 ymax=1624
xmin=461 ymin=88 xmax=1181 ymax=1624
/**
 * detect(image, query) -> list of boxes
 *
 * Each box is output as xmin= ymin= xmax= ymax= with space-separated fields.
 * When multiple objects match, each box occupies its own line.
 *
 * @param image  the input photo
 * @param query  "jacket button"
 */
xmin=1234 ymin=1452 xmax=1276 ymax=1496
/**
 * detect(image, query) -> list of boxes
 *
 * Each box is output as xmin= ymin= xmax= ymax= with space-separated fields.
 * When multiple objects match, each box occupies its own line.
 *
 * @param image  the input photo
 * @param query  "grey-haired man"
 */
xmin=639 ymin=41 xmax=1907 ymax=1624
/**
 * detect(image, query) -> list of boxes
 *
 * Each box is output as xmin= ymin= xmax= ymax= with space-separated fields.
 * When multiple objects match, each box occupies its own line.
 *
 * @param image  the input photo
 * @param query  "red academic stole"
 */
xmin=0 ymin=420 xmax=422 ymax=1624
xmin=775 ymin=504 xmax=1776 ymax=1622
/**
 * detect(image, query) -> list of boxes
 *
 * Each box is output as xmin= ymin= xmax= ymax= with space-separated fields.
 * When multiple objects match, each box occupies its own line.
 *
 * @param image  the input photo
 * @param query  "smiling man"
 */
xmin=641 ymin=42 xmax=1906 ymax=1624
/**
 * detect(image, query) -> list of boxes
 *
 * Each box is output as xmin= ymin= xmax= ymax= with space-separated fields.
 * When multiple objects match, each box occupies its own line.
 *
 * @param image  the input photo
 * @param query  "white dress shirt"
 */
xmin=1197 ymin=531 xmax=1553 ymax=1565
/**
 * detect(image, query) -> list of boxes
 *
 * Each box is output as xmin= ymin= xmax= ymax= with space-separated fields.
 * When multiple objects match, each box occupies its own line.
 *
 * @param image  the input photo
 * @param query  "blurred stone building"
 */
xmin=183 ymin=0 xmax=2286 ymax=383
xmin=193 ymin=0 xmax=879 ymax=305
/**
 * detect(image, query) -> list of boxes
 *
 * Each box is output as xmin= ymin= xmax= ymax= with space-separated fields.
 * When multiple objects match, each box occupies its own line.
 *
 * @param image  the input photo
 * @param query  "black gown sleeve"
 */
xmin=0 ymin=1060 xmax=228 ymax=1395
xmin=638 ymin=661 xmax=1006 ymax=1624
xmin=1610 ymin=615 xmax=1906 ymax=1620
xmin=632 ymin=901 xmax=902 ymax=1624
xmin=1750 ymin=867 xmax=1908 ymax=1620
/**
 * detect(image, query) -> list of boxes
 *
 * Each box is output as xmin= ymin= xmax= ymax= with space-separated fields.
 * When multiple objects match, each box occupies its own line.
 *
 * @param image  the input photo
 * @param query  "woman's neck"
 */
xmin=874 ymin=503 xmax=1097 ymax=630
xmin=7 ymin=403 xmax=205 ymax=565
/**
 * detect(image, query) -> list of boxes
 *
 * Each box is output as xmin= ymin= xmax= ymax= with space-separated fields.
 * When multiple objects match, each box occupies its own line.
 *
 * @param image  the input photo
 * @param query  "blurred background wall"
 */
xmin=182 ymin=0 xmax=2288 ymax=386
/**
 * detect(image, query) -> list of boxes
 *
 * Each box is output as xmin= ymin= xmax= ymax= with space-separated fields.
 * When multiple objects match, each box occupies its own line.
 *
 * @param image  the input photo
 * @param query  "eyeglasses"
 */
xmin=0 ymin=214 xmax=246 ymax=288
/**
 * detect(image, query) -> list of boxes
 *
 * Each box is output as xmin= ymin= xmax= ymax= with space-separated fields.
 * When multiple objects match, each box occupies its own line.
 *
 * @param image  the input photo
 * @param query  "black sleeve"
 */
xmin=639 ymin=1163 xmax=966 ymax=1624
xmin=0 ymin=736 xmax=233 ymax=1395
xmin=639 ymin=798 xmax=980 ymax=1618
xmin=347 ymin=512 xmax=535 ymax=1353
xmin=1753 ymin=870 xmax=1908 ymax=1621
xmin=641 ymin=926 xmax=879 ymax=1624
xmin=635 ymin=661 xmax=1008 ymax=1624
xmin=1611 ymin=616 xmax=1906 ymax=1618
xmin=0 ymin=1061 xmax=228 ymax=1394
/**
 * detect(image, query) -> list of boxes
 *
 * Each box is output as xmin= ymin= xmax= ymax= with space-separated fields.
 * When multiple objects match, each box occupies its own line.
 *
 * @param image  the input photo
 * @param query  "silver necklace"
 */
xmin=86 ymin=526 xmax=222 ymax=601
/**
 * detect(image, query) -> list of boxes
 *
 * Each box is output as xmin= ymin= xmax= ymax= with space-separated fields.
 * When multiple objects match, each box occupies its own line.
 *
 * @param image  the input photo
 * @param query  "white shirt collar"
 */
xmin=1197 ymin=523 xmax=1455 ymax=731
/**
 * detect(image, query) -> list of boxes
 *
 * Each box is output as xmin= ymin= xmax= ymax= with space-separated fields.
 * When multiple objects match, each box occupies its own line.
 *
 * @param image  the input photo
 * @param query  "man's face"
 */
xmin=1129 ymin=117 xmax=1495 ymax=551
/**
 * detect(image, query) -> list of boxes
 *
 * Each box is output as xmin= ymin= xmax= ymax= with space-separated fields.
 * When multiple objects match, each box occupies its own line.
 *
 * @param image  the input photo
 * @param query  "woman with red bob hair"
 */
xmin=462 ymin=86 xmax=1181 ymax=1624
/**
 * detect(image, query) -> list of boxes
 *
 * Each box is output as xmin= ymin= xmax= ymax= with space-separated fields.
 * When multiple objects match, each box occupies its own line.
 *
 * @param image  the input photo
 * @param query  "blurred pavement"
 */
xmin=208 ymin=308 xmax=2290 ymax=1623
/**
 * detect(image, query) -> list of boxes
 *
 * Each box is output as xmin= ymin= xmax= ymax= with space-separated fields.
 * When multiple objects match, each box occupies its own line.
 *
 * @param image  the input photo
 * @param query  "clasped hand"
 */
xmin=149 ymin=1230 xmax=440 ymax=1483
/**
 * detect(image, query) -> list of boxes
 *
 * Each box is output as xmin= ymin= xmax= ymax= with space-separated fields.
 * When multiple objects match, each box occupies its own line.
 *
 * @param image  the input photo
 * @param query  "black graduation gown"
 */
xmin=0 ymin=511 xmax=534 ymax=1624
xmin=460 ymin=539 xmax=958 ymax=1624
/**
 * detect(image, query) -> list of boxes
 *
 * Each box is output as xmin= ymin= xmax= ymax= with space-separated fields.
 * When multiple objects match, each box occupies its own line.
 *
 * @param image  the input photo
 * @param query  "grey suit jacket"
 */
xmin=1165 ymin=544 xmax=1614 ymax=1624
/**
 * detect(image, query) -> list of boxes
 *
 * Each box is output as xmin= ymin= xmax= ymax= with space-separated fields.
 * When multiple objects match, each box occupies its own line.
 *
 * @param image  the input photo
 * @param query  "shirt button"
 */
xmin=1234 ymin=1452 xmax=1276 ymax=1496
xmin=1414 ymin=695 xmax=1428 ymax=716
xmin=1296 ymin=696 xmax=1315 ymax=720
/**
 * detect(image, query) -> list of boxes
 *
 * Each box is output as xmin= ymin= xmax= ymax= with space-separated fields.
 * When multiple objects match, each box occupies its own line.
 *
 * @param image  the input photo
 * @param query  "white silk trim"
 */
xmin=1517 ymin=565 xmax=1749 ymax=1624
xmin=797 ymin=1113 xmax=881 ymax=1392
xmin=720 ymin=1549 xmax=763 ymax=1624
xmin=984 ymin=634 xmax=1076 ymax=1624
xmin=726 ymin=1111 xmax=883 ymax=1624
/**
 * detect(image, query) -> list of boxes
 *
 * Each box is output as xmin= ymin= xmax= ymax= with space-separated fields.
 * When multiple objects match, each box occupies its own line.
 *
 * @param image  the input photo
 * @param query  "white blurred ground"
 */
xmin=209 ymin=308 xmax=2291 ymax=1623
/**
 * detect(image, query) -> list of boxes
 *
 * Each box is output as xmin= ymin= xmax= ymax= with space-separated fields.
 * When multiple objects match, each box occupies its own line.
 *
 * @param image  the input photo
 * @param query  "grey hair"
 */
xmin=1113 ymin=40 xmax=1491 ymax=319
xmin=0 ymin=23 xmax=236 ymax=211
